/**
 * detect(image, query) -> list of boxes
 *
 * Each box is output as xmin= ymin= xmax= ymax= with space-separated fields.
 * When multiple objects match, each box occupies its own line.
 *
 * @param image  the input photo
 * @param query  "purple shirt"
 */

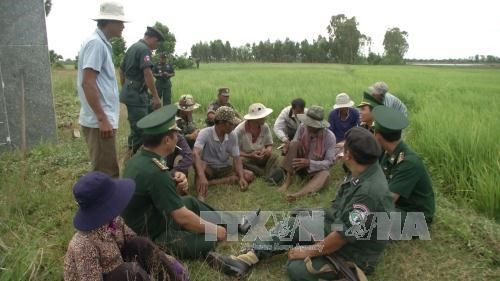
xmin=328 ymin=108 xmax=360 ymax=143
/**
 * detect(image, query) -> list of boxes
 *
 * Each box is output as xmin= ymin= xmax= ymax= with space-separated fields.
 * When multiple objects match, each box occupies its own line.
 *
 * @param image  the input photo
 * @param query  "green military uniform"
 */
xmin=121 ymin=105 xmax=219 ymax=259
xmin=120 ymin=39 xmax=154 ymax=152
xmin=357 ymin=91 xmax=383 ymax=134
xmin=373 ymin=106 xmax=435 ymax=224
xmin=206 ymin=100 xmax=237 ymax=126
xmin=152 ymin=60 xmax=175 ymax=106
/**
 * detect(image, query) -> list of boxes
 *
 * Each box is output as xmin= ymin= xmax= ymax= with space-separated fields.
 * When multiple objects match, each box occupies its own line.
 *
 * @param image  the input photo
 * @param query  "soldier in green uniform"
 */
xmin=121 ymin=105 xmax=258 ymax=259
xmin=372 ymin=106 xmax=435 ymax=225
xmin=357 ymin=90 xmax=383 ymax=133
xmin=205 ymin=87 xmax=241 ymax=126
xmin=175 ymin=94 xmax=200 ymax=148
xmin=152 ymin=53 xmax=175 ymax=106
xmin=207 ymin=127 xmax=394 ymax=280
xmin=120 ymin=26 xmax=165 ymax=154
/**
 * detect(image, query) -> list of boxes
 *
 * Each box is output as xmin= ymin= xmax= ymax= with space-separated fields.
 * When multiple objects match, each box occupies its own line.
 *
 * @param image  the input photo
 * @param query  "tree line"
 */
xmin=191 ymin=14 xmax=411 ymax=65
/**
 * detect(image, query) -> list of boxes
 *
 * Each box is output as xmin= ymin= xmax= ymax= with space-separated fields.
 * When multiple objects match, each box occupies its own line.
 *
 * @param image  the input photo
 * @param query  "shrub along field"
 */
xmin=0 ymin=64 xmax=498 ymax=280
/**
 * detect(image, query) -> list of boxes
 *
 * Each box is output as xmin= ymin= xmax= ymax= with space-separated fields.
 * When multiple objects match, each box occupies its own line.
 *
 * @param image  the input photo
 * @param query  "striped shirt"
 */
xmin=384 ymin=93 xmax=408 ymax=117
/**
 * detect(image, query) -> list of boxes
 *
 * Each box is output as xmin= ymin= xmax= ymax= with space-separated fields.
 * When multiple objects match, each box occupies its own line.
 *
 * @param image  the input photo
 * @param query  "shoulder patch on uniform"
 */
xmin=144 ymin=55 xmax=151 ymax=62
xmin=396 ymin=152 xmax=405 ymax=164
xmin=152 ymin=158 xmax=169 ymax=171
xmin=349 ymin=203 xmax=369 ymax=226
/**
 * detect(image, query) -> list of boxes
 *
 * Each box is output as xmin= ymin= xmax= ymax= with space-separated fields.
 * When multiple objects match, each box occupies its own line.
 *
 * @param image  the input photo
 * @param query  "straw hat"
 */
xmin=92 ymin=1 xmax=128 ymax=22
xmin=297 ymin=105 xmax=330 ymax=128
xmin=333 ymin=93 xmax=354 ymax=109
xmin=243 ymin=103 xmax=273 ymax=120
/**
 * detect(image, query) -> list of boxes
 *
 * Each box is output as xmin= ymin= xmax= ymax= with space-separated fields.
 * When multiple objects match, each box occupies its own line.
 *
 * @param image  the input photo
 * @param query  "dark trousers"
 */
xmin=104 ymin=237 xmax=184 ymax=281
xmin=126 ymin=105 xmax=149 ymax=153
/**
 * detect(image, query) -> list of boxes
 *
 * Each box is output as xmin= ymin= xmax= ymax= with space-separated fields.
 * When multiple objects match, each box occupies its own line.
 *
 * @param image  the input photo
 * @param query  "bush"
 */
xmin=172 ymin=55 xmax=195 ymax=69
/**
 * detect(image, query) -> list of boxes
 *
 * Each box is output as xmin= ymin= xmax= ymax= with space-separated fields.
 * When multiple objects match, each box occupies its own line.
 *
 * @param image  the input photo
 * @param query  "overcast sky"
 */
xmin=46 ymin=0 xmax=500 ymax=60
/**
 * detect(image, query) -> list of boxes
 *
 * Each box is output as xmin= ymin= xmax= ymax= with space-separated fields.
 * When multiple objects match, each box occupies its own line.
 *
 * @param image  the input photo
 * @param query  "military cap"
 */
xmin=357 ymin=91 xmax=383 ymax=108
xmin=146 ymin=26 xmax=165 ymax=41
xmin=345 ymin=127 xmax=381 ymax=160
xmin=372 ymin=105 xmax=409 ymax=134
xmin=137 ymin=104 xmax=180 ymax=134
xmin=218 ymin=87 xmax=230 ymax=97
xmin=215 ymin=106 xmax=241 ymax=125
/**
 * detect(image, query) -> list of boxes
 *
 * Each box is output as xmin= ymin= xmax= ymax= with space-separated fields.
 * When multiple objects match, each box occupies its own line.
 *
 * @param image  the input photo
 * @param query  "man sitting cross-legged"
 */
xmin=193 ymin=106 xmax=255 ymax=201
xmin=234 ymin=103 xmax=281 ymax=182
xmin=278 ymin=105 xmax=336 ymax=201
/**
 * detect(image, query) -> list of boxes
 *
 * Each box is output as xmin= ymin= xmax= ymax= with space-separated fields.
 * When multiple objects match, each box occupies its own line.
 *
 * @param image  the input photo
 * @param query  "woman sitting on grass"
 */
xmin=63 ymin=171 xmax=190 ymax=281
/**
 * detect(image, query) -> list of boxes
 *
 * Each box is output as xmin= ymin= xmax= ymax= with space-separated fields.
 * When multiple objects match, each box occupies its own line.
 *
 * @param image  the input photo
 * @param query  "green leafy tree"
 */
xmin=327 ymin=14 xmax=363 ymax=64
xmin=153 ymin=22 xmax=176 ymax=56
xmin=382 ymin=27 xmax=409 ymax=64
xmin=110 ymin=37 xmax=126 ymax=67
xmin=49 ymin=50 xmax=62 ymax=64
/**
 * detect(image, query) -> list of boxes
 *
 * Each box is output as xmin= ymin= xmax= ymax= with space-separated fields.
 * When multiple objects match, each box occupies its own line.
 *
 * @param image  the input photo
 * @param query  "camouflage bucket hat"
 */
xmin=297 ymin=105 xmax=329 ymax=128
xmin=176 ymin=94 xmax=200 ymax=111
xmin=215 ymin=106 xmax=241 ymax=125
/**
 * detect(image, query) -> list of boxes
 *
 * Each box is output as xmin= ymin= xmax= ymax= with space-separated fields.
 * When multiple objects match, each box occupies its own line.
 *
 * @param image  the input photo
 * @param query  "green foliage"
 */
xmin=153 ymin=22 xmax=176 ymax=56
xmin=172 ymin=54 xmax=195 ymax=69
xmin=110 ymin=37 xmax=126 ymax=67
xmin=382 ymin=27 xmax=409 ymax=65
xmin=48 ymin=49 xmax=62 ymax=65
xmin=327 ymin=14 xmax=364 ymax=64
xmin=367 ymin=52 xmax=382 ymax=65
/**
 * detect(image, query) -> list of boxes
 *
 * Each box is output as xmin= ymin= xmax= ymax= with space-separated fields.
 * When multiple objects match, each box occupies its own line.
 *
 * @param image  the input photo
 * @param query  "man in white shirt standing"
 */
xmin=77 ymin=2 xmax=127 ymax=178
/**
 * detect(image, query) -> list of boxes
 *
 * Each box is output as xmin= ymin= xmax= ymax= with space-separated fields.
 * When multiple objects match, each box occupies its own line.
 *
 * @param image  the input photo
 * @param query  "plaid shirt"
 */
xmin=63 ymin=217 xmax=136 ymax=281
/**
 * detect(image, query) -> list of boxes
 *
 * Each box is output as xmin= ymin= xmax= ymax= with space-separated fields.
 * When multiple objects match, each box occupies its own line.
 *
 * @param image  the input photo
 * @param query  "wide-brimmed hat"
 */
xmin=73 ymin=172 xmax=135 ymax=231
xmin=333 ymin=93 xmax=354 ymax=109
xmin=244 ymin=103 xmax=273 ymax=120
xmin=176 ymin=95 xmax=200 ymax=111
xmin=215 ymin=106 xmax=241 ymax=125
xmin=297 ymin=105 xmax=329 ymax=129
xmin=92 ymin=1 xmax=128 ymax=22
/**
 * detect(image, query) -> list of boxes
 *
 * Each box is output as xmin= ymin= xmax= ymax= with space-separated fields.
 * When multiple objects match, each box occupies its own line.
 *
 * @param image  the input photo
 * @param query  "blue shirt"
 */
xmin=194 ymin=126 xmax=240 ymax=169
xmin=77 ymin=29 xmax=120 ymax=129
xmin=328 ymin=108 xmax=360 ymax=143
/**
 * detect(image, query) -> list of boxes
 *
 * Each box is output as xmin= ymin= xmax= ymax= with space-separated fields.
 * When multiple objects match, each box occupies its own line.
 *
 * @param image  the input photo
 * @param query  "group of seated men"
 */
xmin=64 ymin=81 xmax=435 ymax=281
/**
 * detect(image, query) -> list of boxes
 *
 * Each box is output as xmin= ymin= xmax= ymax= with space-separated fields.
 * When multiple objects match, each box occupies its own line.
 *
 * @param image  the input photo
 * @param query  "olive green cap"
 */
xmin=137 ymin=104 xmax=180 ymax=134
xmin=357 ymin=91 xmax=383 ymax=108
xmin=146 ymin=26 xmax=165 ymax=42
xmin=372 ymin=105 xmax=409 ymax=134
xmin=345 ymin=127 xmax=381 ymax=160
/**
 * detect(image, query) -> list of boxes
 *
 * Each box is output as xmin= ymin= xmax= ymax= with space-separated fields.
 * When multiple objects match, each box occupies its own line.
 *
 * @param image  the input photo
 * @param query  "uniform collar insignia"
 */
xmin=152 ymin=158 xmax=169 ymax=171
xmin=396 ymin=152 xmax=405 ymax=164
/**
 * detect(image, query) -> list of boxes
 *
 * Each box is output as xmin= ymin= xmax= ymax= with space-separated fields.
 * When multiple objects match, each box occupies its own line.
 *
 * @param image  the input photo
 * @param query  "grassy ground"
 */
xmin=0 ymin=64 xmax=499 ymax=280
